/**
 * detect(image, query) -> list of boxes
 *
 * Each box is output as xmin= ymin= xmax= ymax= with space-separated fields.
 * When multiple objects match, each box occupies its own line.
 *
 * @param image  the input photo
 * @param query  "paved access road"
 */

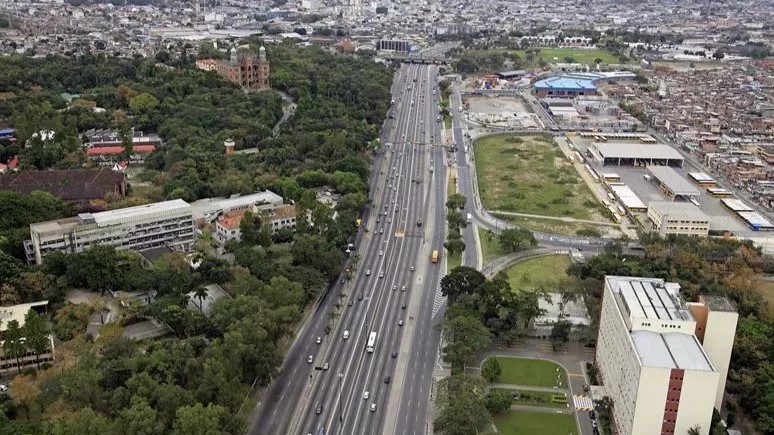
xmin=249 ymin=63 xmax=448 ymax=435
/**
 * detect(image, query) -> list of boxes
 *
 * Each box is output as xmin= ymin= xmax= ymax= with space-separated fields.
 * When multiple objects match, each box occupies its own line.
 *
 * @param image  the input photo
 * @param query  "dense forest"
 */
xmin=0 ymin=44 xmax=393 ymax=434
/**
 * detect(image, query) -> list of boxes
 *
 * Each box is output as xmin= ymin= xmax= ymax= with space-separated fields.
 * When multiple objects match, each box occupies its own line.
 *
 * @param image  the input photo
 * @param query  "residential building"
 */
xmin=208 ymin=46 xmax=270 ymax=90
xmin=0 ymin=169 xmax=126 ymax=207
xmin=190 ymin=190 xmax=284 ymax=222
xmin=26 ymin=199 xmax=195 ymax=265
xmin=0 ymin=301 xmax=54 ymax=374
xmin=266 ymin=204 xmax=298 ymax=233
xmin=215 ymin=209 xmax=246 ymax=245
xmin=647 ymin=201 xmax=711 ymax=236
xmin=595 ymin=276 xmax=735 ymax=435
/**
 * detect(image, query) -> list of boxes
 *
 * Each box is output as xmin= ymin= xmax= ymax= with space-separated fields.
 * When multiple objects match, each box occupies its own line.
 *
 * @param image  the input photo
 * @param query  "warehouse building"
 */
xmin=646 ymin=166 xmax=701 ymax=199
xmin=590 ymin=143 xmax=684 ymax=167
xmin=647 ymin=202 xmax=710 ymax=236
xmin=596 ymin=276 xmax=737 ymax=435
xmin=609 ymin=183 xmax=647 ymax=212
xmin=534 ymin=71 xmax=637 ymax=97
xmin=25 ymin=199 xmax=195 ymax=265
xmin=719 ymin=199 xmax=774 ymax=231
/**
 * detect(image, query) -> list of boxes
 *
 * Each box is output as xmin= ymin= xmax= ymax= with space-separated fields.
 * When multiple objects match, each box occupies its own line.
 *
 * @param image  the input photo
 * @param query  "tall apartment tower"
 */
xmin=595 ymin=276 xmax=726 ymax=435
xmin=688 ymin=295 xmax=738 ymax=410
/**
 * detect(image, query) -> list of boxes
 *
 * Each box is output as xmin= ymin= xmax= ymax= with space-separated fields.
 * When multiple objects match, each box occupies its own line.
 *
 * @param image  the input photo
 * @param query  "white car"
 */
xmin=366 ymin=269 xmax=371 ymax=276
xmin=401 ymin=285 xmax=406 ymax=292
xmin=307 ymin=355 xmax=314 ymax=364
xmin=0 ymin=384 xmax=8 ymax=393
xmin=363 ymin=391 xmax=370 ymax=400
xmin=378 ymin=271 xmax=384 ymax=278
xmin=343 ymin=330 xmax=350 ymax=340
xmin=370 ymin=403 xmax=377 ymax=412
xmin=322 ymin=362 xmax=329 ymax=371
xmin=398 ymin=319 xmax=404 ymax=326
xmin=379 ymin=250 xmax=384 ymax=256
xmin=316 ymin=336 xmax=322 ymax=344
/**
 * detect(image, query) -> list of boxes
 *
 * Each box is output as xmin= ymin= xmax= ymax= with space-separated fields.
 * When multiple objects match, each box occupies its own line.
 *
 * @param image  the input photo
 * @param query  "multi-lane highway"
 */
xmin=250 ymin=63 xmax=447 ymax=435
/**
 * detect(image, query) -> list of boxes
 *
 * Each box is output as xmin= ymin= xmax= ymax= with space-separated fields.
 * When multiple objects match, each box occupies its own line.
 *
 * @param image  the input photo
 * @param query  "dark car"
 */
xmin=384 ymin=376 xmax=391 ymax=384
xmin=391 ymin=351 xmax=398 ymax=358
xmin=315 ymin=403 xmax=323 ymax=415
xmin=401 ymin=303 xmax=407 ymax=309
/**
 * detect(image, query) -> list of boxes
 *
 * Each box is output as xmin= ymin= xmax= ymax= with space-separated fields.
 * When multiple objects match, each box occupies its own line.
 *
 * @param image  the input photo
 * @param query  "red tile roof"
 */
xmin=86 ymin=145 xmax=156 ymax=155
xmin=217 ymin=210 xmax=247 ymax=230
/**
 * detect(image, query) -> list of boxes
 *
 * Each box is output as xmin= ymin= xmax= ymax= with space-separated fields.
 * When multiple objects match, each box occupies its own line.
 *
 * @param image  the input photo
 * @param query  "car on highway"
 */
xmin=391 ymin=351 xmax=398 ymax=358
xmin=378 ymin=271 xmax=384 ymax=278
xmin=379 ymin=228 xmax=384 ymax=234
xmin=392 ymin=285 xmax=397 ymax=291
xmin=363 ymin=391 xmax=370 ymax=400
xmin=316 ymin=336 xmax=322 ymax=344
xmin=401 ymin=302 xmax=407 ymax=309
xmin=387 ymin=218 xmax=392 ymax=223
xmin=322 ymin=362 xmax=329 ymax=371
xmin=384 ymin=376 xmax=391 ymax=384
xmin=366 ymin=269 xmax=371 ymax=276
xmin=343 ymin=330 xmax=349 ymax=340
xmin=307 ymin=355 xmax=313 ymax=364
xmin=398 ymin=319 xmax=404 ymax=326
xmin=358 ymin=293 xmax=363 ymax=301
xmin=348 ymin=300 xmax=353 ymax=306
xmin=417 ymin=219 xmax=422 ymax=226
xmin=379 ymin=250 xmax=384 ymax=256
xmin=370 ymin=403 xmax=377 ymax=412
xmin=315 ymin=403 xmax=323 ymax=415
xmin=410 ymin=266 xmax=415 ymax=272
xmin=401 ymin=285 xmax=406 ymax=292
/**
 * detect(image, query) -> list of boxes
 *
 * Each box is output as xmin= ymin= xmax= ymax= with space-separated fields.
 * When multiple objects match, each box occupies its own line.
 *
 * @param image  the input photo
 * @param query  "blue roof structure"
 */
xmin=534 ymin=76 xmax=597 ymax=91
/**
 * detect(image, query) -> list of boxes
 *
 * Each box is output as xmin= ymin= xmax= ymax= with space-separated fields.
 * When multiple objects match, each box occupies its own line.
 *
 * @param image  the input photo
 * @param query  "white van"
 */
xmin=343 ymin=330 xmax=350 ymax=340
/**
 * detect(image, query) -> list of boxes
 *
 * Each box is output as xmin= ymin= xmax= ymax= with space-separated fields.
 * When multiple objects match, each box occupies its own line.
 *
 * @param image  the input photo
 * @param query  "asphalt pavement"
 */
xmin=250 ymin=63 xmax=448 ymax=435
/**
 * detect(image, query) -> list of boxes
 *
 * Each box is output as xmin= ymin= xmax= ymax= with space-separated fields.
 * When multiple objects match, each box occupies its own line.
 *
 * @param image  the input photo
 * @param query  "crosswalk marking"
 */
xmin=573 ymin=395 xmax=594 ymax=411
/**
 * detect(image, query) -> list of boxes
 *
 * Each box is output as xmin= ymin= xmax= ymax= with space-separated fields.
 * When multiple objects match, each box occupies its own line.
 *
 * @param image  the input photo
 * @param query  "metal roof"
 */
xmin=592 ymin=142 xmax=684 ymax=161
xmin=608 ymin=276 xmax=693 ymax=322
xmin=648 ymin=201 xmax=710 ymax=222
xmin=646 ymin=166 xmax=701 ymax=197
xmin=534 ymin=76 xmax=597 ymax=91
xmin=88 ymin=199 xmax=191 ymax=226
xmin=721 ymin=198 xmax=754 ymax=212
xmin=610 ymin=184 xmax=646 ymax=210
xmin=631 ymin=330 xmax=714 ymax=371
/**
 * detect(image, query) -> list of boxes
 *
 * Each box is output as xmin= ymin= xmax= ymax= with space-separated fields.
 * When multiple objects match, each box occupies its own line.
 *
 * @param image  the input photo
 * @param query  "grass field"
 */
xmin=448 ymin=251 xmax=462 ymax=271
xmin=493 ymin=388 xmax=569 ymax=409
xmin=515 ymin=47 xmax=621 ymax=65
xmin=493 ymin=410 xmax=579 ymax=435
xmin=479 ymin=227 xmax=508 ymax=263
xmin=495 ymin=357 xmax=568 ymax=388
xmin=505 ymin=255 xmax=571 ymax=293
xmin=474 ymin=134 xmax=604 ymax=220
xmin=494 ymin=213 xmax=605 ymax=237
xmin=757 ymin=280 xmax=774 ymax=319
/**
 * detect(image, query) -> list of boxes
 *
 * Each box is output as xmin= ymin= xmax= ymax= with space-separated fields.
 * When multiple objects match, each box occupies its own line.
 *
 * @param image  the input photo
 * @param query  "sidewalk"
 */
xmin=489 ymin=383 xmax=567 ymax=394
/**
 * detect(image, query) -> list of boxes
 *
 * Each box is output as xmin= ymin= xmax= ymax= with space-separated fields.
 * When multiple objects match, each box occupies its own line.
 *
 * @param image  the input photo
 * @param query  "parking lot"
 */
xmin=570 ymin=136 xmax=759 ymax=237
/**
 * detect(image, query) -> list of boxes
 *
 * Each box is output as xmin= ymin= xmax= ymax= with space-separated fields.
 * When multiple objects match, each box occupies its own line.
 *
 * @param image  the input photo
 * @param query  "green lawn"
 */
xmin=505 ymin=255 xmax=571 ymax=293
xmin=515 ymin=47 xmax=622 ymax=65
xmin=494 ymin=357 xmax=568 ymax=388
xmin=757 ymin=280 xmax=774 ymax=319
xmin=493 ymin=213 xmax=604 ymax=237
xmin=474 ymin=134 xmax=604 ymax=220
xmin=493 ymin=388 xmax=568 ymax=409
xmin=493 ymin=410 xmax=579 ymax=435
xmin=448 ymin=251 xmax=462 ymax=271
xmin=479 ymin=227 xmax=508 ymax=263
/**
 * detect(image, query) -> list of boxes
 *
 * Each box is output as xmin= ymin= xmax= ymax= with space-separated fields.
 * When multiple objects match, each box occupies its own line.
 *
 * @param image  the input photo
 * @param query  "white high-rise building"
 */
xmin=595 ymin=276 xmax=736 ymax=435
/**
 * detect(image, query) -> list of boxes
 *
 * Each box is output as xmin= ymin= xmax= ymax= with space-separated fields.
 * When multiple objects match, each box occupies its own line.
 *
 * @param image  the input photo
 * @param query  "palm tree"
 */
xmin=193 ymin=286 xmax=209 ymax=313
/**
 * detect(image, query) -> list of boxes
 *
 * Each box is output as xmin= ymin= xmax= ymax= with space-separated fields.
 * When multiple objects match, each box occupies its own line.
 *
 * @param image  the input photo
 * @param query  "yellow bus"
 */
xmin=431 ymin=250 xmax=439 ymax=263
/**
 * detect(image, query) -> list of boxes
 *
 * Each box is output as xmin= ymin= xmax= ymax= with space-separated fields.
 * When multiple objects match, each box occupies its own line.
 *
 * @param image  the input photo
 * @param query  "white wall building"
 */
xmin=595 ymin=276 xmax=735 ymax=435
xmin=647 ymin=201 xmax=711 ymax=236
xmin=27 ymin=199 xmax=195 ymax=264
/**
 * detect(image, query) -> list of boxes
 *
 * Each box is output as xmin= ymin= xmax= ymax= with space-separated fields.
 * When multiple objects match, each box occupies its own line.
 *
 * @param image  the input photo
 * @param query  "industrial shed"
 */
xmin=646 ymin=166 xmax=701 ymax=198
xmin=590 ymin=142 xmax=684 ymax=167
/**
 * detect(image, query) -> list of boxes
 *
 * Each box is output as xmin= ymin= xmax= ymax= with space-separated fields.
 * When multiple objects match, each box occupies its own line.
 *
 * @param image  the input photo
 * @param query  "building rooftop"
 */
xmin=534 ymin=76 xmax=596 ymax=91
xmin=649 ymin=201 xmax=710 ymax=222
xmin=217 ymin=209 xmax=247 ymax=230
xmin=190 ymin=190 xmax=283 ymax=219
xmin=0 ymin=301 xmax=49 ymax=332
xmin=86 ymin=145 xmax=156 ymax=155
xmin=607 ymin=276 xmax=693 ymax=322
xmin=699 ymin=295 xmax=736 ymax=313
xmin=720 ymin=198 xmax=754 ymax=212
xmin=593 ymin=142 xmax=685 ymax=161
xmin=631 ymin=330 xmax=715 ymax=371
xmin=609 ymin=184 xmax=647 ymax=210
xmin=646 ymin=166 xmax=701 ymax=197
xmin=0 ymin=169 xmax=125 ymax=202
xmin=271 ymin=204 xmax=297 ymax=220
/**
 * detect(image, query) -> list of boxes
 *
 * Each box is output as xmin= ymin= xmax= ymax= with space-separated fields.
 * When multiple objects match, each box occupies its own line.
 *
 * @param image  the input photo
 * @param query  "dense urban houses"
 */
xmin=595 ymin=276 xmax=737 ymax=435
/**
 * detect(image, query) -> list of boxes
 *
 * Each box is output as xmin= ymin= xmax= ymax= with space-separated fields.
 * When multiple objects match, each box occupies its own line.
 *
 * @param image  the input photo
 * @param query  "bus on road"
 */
xmin=431 ymin=250 xmax=439 ymax=263
xmin=366 ymin=332 xmax=377 ymax=353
